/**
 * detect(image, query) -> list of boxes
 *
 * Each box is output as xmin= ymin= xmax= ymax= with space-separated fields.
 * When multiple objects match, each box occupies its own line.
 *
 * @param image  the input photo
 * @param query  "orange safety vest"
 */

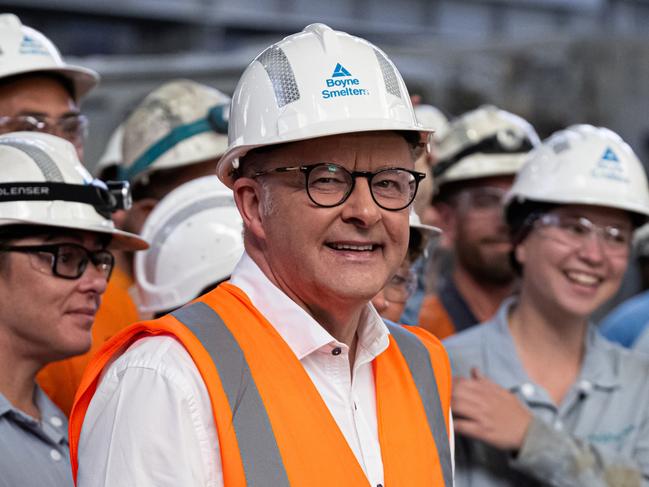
xmin=70 ymin=283 xmax=452 ymax=486
xmin=417 ymin=294 xmax=457 ymax=340
xmin=37 ymin=267 xmax=139 ymax=416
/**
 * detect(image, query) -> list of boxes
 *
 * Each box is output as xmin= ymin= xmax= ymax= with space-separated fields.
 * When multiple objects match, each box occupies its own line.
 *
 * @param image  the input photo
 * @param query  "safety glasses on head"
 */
xmin=252 ymin=162 xmax=425 ymax=211
xmin=0 ymin=243 xmax=114 ymax=279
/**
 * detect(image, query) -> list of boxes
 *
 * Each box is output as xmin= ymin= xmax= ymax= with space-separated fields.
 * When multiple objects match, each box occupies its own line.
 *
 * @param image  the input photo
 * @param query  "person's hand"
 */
xmin=452 ymin=367 xmax=533 ymax=451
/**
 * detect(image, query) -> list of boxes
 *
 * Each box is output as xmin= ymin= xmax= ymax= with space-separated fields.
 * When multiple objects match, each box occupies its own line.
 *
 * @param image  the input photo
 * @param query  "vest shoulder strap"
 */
xmin=385 ymin=322 xmax=453 ymax=487
xmin=172 ymin=302 xmax=290 ymax=487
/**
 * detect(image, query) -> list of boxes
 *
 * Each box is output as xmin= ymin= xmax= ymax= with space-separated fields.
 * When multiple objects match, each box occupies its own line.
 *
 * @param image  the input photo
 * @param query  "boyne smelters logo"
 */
xmin=322 ymin=63 xmax=370 ymax=100
xmin=591 ymin=146 xmax=629 ymax=183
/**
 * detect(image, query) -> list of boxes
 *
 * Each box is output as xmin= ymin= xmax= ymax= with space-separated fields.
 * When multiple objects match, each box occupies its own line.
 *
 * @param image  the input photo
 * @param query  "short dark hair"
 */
xmin=0 ymin=72 xmax=75 ymax=101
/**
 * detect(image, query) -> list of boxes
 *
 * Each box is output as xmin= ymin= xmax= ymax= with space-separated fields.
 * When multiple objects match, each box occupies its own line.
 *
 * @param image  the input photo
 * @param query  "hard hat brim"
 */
xmin=8 ymin=64 xmax=99 ymax=100
xmin=0 ymin=217 xmax=148 ymax=251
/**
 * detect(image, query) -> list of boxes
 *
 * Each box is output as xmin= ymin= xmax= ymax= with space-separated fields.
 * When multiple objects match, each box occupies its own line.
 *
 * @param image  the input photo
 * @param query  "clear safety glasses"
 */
xmin=253 ymin=163 xmax=425 ymax=211
xmin=383 ymin=269 xmax=417 ymax=304
xmin=0 ymin=114 xmax=88 ymax=148
xmin=454 ymin=186 xmax=507 ymax=212
xmin=0 ymin=243 xmax=114 ymax=280
xmin=535 ymin=213 xmax=633 ymax=257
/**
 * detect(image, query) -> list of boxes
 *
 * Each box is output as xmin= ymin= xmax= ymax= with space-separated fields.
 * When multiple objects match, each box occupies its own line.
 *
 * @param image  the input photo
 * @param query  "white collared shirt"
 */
xmin=78 ymin=253 xmax=452 ymax=487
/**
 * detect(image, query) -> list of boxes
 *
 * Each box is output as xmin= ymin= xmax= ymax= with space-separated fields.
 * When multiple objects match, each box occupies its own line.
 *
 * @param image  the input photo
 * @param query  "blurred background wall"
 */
xmin=3 ymin=0 xmax=649 ymax=172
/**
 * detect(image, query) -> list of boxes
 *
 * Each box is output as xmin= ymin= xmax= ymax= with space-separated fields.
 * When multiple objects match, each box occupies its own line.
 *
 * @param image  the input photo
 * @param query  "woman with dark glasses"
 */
xmin=0 ymin=132 xmax=146 ymax=487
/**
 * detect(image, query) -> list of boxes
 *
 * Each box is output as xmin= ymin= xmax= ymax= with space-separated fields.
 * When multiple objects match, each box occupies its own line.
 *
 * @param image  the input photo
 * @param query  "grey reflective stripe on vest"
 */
xmin=386 ymin=323 xmax=453 ymax=487
xmin=171 ymin=302 xmax=290 ymax=487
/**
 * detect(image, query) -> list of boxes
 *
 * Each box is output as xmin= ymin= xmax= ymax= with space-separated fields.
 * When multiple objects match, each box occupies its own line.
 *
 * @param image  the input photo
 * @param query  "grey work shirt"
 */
xmin=0 ymin=386 xmax=73 ymax=487
xmin=444 ymin=298 xmax=649 ymax=487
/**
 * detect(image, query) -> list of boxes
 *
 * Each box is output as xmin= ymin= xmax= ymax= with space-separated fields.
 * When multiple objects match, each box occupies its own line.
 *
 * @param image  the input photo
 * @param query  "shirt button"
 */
xmin=50 ymin=449 xmax=62 ymax=461
xmin=520 ymin=383 xmax=535 ymax=398
xmin=50 ymin=416 xmax=63 ymax=428
xmin=332 ymin=347 xmax=342 ymax=356
xmin=377 ymin=484 xmax=383 ymax=487
xmin=554 ymin=420 xmax=563 ymax=431
xmin=579 ymin=380 xmax=593 ymax=393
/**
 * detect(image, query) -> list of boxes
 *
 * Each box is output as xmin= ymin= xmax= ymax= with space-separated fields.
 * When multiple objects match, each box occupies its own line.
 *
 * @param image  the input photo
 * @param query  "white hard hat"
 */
xmin=135 ymin=175 xmax=243 ymax=314
xmin=409 ymin=210 xmax=440 ymax=260
xmin=0 ymin=14 xmax=99 ymax=100
xmin=504 ymin=124 xmax=649 ymax=220
xmin=414 ymin=104 xmax=448 ymax=141
xmin=93 ymin=123 xmax=123 ymax=178
xmin=218 ymin=23 xmax=429 ymax=187
xmin=434 ymin=105 xmax=540 ymax=186
xmin=0 ymin=132 xmax=147 ymax=250
xmin=121 ymin=79 xmax=231 ymax=184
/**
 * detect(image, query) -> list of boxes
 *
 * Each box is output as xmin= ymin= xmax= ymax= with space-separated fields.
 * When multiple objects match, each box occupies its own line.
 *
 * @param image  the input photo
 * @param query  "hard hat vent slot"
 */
xmin=373 ymin=49 xmax=401 ymax=99
xmin=257 ymin=46 xmax=301 ymax=108
xmin=0 ymin=140 xmax=64 ymax=181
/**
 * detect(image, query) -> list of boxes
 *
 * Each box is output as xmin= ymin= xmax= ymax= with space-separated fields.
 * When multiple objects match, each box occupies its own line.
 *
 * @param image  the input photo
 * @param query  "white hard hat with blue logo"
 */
xmin=217 ymin=23 xmax=429 ymax=187
xmin=504 ymin=124 xmax=649 ymax=219
xmin=0 ymin=14 xmax=98 ymax=100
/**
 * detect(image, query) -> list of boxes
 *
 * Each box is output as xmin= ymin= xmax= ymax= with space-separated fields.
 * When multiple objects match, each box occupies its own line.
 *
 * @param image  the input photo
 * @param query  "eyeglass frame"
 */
xmin=534 ymin=212 xmax=633 ymax=257
xmin=452 ymin=186 xmax=508 ymax=212
xmin=252 ymin=162 xmax=426 ymax=211
xmin=0 ymin=243 xmax=115 ymax=280
xmin=382 ymin=268 xmax=418 ymax=304
xmin=0 ymin=113 xmax=89 ymax=146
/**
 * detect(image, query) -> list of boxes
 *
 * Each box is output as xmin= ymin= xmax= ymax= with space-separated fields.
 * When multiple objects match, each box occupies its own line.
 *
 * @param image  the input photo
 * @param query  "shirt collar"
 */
xmin=0 ymin=386 xmax=68 ymax=445
xmin=229 ymin=252 xmax=389 ymax=362
xmin=0 ymin=392 xmax=11 ymax=418
xmin=485 ymin=297 xmax=619 ymax=391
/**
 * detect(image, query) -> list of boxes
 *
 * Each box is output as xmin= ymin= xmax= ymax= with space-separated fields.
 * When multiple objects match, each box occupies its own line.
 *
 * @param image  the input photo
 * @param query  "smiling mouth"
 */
xmin=326 ymin=242 xmax=380 ymax=252
xmin=565 ymin=270 xmax=602 ymax=288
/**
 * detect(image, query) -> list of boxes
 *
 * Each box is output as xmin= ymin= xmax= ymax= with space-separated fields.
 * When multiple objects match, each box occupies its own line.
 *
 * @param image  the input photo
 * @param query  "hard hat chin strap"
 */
xmin=0 ymin=180 xmax=131 ymax=218
xmin=123 ymin=104 xmax=229 ymax=182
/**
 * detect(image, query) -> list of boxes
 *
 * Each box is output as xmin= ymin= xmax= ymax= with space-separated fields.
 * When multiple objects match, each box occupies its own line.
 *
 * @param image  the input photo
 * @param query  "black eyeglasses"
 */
xmin=253 ymin=163 xmax=426 ymax=211
xmin=0 ymin=243 xmax=114 ymax=280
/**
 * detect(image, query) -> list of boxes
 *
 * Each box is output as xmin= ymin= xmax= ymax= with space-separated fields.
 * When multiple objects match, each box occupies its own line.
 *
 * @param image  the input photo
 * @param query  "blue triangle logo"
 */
xmin=331 ymin=63 xmax=352 ymax=77
xmin=601 ymin=147 xmax=619 ymax=162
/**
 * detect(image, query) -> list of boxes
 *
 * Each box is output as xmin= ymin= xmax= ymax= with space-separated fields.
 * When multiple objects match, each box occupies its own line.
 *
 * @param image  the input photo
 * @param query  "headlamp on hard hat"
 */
xmin=0 ymin=178 xmax=132 ymax=219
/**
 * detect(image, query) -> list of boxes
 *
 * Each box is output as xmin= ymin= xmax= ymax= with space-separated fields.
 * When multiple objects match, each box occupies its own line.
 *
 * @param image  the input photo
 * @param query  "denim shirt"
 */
xmin=444 ymin=297 xmax=649 ymax=487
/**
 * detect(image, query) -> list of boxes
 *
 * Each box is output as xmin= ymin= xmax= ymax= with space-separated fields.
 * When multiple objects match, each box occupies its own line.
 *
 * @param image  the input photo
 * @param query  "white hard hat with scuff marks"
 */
xmin=504 ymin=124 xmax=649 ymax=220
xmin=135 ymin=175 xmax=243 ymax=314
xmin=0 ymin=132 xmax=148 ymax=250
xmin=434 ymin=105 xmax=540 ymax=187
xmin=121 ymin=79 xmax=231 ymax=185
xmin=0 ymin=14 xmax=99 ymax=100
xmin=218 ymin=23 xmax=430 ymax=187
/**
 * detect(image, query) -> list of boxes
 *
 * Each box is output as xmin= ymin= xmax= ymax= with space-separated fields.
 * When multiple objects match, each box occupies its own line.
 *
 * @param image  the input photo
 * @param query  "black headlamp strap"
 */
xmin=0 ymin=182 xmax=117 ymax=217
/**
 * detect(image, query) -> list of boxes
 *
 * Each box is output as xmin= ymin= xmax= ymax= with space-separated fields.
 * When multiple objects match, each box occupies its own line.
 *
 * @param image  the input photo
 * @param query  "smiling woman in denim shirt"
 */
xmin=444 ymin=124 xmax=649 ymax=487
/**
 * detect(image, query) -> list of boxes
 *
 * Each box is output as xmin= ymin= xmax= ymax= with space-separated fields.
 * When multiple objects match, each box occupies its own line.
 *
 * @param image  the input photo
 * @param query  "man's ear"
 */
xmin=233 ymin=177 xmax=266 ymax=241
xmin=514 ymin=240 xmax=527 ymax=267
